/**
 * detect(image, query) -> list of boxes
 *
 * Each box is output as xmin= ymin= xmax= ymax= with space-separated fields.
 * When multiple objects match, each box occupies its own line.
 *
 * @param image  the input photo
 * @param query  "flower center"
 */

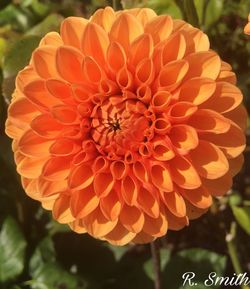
xmin=89 ymin=95 xmax=152 ymax=161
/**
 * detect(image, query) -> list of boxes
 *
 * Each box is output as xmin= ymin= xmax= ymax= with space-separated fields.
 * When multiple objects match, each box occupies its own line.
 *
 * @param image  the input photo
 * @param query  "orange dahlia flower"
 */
xmin=244 ymin=14 xmax=250 ymax=35
xmin=5 ymin=7 xmax=247 ymax=245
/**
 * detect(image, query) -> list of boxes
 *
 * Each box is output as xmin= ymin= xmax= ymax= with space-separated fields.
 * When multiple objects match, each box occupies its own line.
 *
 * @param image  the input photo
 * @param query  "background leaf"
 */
xmin=0 ymin=216 xmax=27 ymax=284
xmin=232 ymin=206 xmax=250 ymax=235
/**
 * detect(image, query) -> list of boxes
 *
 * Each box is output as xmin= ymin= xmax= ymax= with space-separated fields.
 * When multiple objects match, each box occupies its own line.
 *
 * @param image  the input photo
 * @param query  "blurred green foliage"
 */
xmin=0 ymin=1 xmax=250 ymax=289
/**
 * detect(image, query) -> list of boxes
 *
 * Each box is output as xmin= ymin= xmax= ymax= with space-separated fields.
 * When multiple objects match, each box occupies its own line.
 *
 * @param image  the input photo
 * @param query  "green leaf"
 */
xmin=183 ymin=0 xmax=200 ymax=27
xmin=232 ymin=206 xmax=250 ymax=235
xmin=106 ymin=244 xmax=129 ymax=261
xmin=29 ymin=237 xmax=86 ymax=289
xmin=0 ymin=216 xmax=27 ymax=283
xmin=26 ymin=14 xmax=64 ymax=37
xmin=146 ymin=0 xmax=182 ymax=19
xmin=143 ymin=248 xmax=170 ymax=281
xmin=162 ymin=248 xmax=226 ymax=289
xmin=3 ymin=35 xmax=40 ymax=78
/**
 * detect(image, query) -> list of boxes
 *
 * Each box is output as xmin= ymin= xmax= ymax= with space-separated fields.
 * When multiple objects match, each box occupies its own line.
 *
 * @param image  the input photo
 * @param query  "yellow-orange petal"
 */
xmin=31 ymin=46 xmax=58 ymax=79
xmin=56 ymin=46 xmax=83 ymax=83
xmin=104 ymin=223 xmax=136 ymax=246
xmin=90 ymin=6 xmax=115 ymax=32
xmin=68 ymin=163 xmax=94 ymax=190
xmin=170 ymin=156 xmax=201 ymax=189
xmin=119 ymin=204 xmax=144 ymax=233
xmin=190 ymin=140 xmax=229 ymax=179
xmin=110 ymin=13 xmax=143 ymax=52
xmin=53 ymin=194 xmax=75 ymax=224
xmin=151 ymin=162 xmax=173 ymax=192
xmin=178 ymin=77 xmax=216 ymax=105
xmin=138 ymin=185 xmax=160 ymax=218
xmin=162 ymin=190 xmax=186 ymax=217
xmin=93 ymin=172 xmax=114 ymax=197
xmin=145 ymin=15 xmax=173 ymax=44
xmin=180 ymin=186 xmax=212 ymax=209
xmin=100 ymin=189 xmax=122 ymax=221
xmin=70 ymin=186 xmax=99 ymax=218
xmin=61 ymin=17 xmax=87 ymax=49
xmin=39 ymin=32 xmax=63 ymax=47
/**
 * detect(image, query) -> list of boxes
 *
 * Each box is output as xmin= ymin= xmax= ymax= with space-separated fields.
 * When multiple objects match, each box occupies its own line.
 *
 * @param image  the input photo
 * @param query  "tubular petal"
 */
xmin=90 ymin=6 xmax=115 ymax=32
xmin=42 ymin=156 xmax=72 ymax=181
xmin=165 ymin=208 xmax=189 ymax=230
xmin=121 ymin=174 xmax=138 ymax=206
xmin=138 ymin=185 xmax=160 ymax=218
xmin=107 ymin=42 xmax=126 ymax=74
xmin=100 ymin=189 xmax=121 ymax=221
xmin=202 ymin=172 xmax=233 ymax=196
xmin=143 ymin=207 xmax=168 ymax=237
xmin=104 ymin=223 xmax=136 ymax=246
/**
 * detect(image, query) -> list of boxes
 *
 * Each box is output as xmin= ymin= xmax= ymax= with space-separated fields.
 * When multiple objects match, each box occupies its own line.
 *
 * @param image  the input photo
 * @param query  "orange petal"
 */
xmin=151 ymin=91 xmax=171 ymax=112
xmin=143 ymin=206 xmax=168 ymax=237
xmin=90 ymin=6 xmax=115 ymax=32
xmin=60 ymin=17 xmax=87 ymax=49
xmin=178 ymin=77 xmax=216 ymax=105
xmin=104 ymin=223 xmax=136 ymax=246
xmin=19 ymin=129 xmax=52 ymax=158
xmin=69 ymin=219 xmax=87 ymax=234
xmin=37 ymin=177 xmax=68 ymax=197
xmin=56 ymin=46 xmax=83 ymax=82
xmin=83 ymin=207 xmax=118 ymax=238
xmin=152 ymin=139 xmax=175 ymax=161
xmin=110 ymin=161 xmax=128 ymax=180
xmin=53 ymin=194 xmax=75 ymax=224
xmin=133 ymin=161 xmax=149 ymax=183
xmin=170 ymin=156 xmax=201 ymax=189
xmin=68 ymin=163 xmax=94 ymax=190
xmin=93 ymin=172 xmax=114 ymax=197
xmin=30 ymin=113 xmax=64 ymax=139
xmin=32 ymin=46 xmax=58 ymax=79
xmin=228 ymin=154 xmax=244 ymax=176
xmin=82 ymin=22 xmax=109 ymax=65
xmin=70 ymin=185 xmax=99 ymax=218
xmin=51 ymin=105 xmax=79 ymax=125
xmin=110 ymin=13 xmax=143 ymax=52
xmin=82 ymin=56 xmax=102 ymax=83
xmin=49 ymin=138 xmax=80 ymax=156
xmin=188 ymin=109 xmax=231 ymax=134
xmin=121 ymin=174 xmax=138 ymax=206
xmin=184 ymin=51 xmax=221 ymax=80
xmin=133 ymin=8 xmax=157 ymax=26
xmin=17 ymin=155 xmax=47 ymax=179
xmin=180 ymin=186 xmax=212 ymax=209
xmin=132 ymin=231 xmax=155 ymax=244
xmin=169 ymin=124 xmax=199 ymax=154
xmin=244 ymin=21 xmax=250 ymax=35
xmin=151 ymin=162 xmax=173 ymax=192
xmin=135 ymin=58 xmax=154 ymax=85
xmin=138 ymin=185 xmax=160 ymax=218
xmin=167 ymin=102 xmax=197 ymax=123
xmin=42 ymin=156 xmax=71 ymax=181
xmin=130 ymin=33 xmax=154 ymax=66
xmin=165 ymin=207 xmax=189 ymax=230
xmin=223 ymin=105 xmax=247 ymax=131
xmin=161 ymin=32 xmax=186 ymax=65
xmin=200 ymin=82 xmax=243 ymax=113
xmin=202 ymin=172 xmax=233 ymax=196
xmin=46 ymin=79 xmax=74 ymax=105
xmin=161 ymin=191 xmax=186 ymax=217
xmin=190 ymin=140 xmax=229 ymax=179
xmin=201 ymin=123 xmax=246 ymax=159
xmin=100 ymin=188 xmax=121 ymax=221
xmin=145 ymin=15 xmax=173 ymax=44
xmin=119 ymin=204 xmax=144 ymax=233
xmin=39 ymin=32 xmax=63 ymax=47
xmin=157 ymin=59 xmax=189 ymax=91
xmin=107 ymin=41 xmax=126 ymax=74
xmin=185 ymin=201 xmax=207 ymax=220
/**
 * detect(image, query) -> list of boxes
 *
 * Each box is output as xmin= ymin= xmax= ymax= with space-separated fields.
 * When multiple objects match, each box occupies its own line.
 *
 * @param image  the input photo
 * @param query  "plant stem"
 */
xmin=226 ymin=222 xmax=250 ymax=289
xmin=112 ymin=0 xmax=118 ymax=10
xmin=150 ymin=241 xmax=162 ymax=289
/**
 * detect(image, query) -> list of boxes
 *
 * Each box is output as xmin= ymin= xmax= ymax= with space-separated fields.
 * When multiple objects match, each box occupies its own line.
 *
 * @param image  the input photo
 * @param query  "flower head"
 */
xmin=244 ymin=14 xmax=250 ymax=35
xmin=6 ymin=7 xmax=246 ymax=245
